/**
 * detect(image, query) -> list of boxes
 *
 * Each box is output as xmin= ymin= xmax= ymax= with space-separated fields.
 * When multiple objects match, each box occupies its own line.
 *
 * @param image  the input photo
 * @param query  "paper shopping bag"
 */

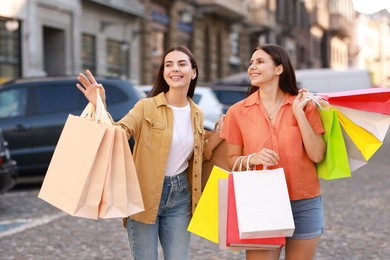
xmin=340 ymin=128 xmax=368 ymax=172
xmin=98 ymin=127 xmax=144 ymax=218
xmin=38 ymin=114 xmax=115 ymax=219
xmin=333 ymin=105 xmax=390 ymax=142
xmin=232 ymin=168 xmax=295 ymax=239
xmin=202 ymin=138 xmax=229 ymax=191
xmin=218 ymin=178 xmax=229 ymax=250
xmin=225 ymin=175 xmax=285 ymax=249
xmin=187 ymin=166 xmax=230 ymax=243
xmin=318 ymin=88 xmax=390 ymax=115
xmin=316 ymin=108 xmax=351 ymax=180
xmin=335 ymin=110 xmax=382 ymax=161
xmin=121 ymin=129 xmax=144 ymax=216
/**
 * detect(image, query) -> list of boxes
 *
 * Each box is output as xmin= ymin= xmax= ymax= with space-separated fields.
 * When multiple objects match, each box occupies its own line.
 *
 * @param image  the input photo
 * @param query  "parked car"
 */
xmin=208 ymin=85 xmax=248 ymax=114
xmin=0 ymin=128 xmax=17 ymax=193
xmin=211 ymin=71 xmax=249 ymax=87
xmin=138 ymin=85 xmax=223 ymax=130
xmin=0 ymin=77 xmax=145 ymax=181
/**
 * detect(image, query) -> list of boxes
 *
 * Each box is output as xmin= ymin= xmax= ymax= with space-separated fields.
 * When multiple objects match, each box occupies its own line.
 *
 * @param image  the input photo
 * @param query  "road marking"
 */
xmin=0 ymin=212 xmax=66 ymax=239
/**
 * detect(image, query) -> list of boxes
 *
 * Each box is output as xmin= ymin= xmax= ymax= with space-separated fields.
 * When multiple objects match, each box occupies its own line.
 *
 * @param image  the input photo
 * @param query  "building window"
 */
xmin=0 ymin=19 xmax=20 ymax=83
xmin=106 ymin=39 xmax=129 ymax=79
xmin=151 ymin=31 xmax=165 ymax=76
xmin=82 ymin=34 xmax=96 ymax=73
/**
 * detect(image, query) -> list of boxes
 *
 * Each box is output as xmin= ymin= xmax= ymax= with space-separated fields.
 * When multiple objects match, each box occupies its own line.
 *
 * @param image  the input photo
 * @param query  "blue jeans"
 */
xmin=126 ymin=170 xmax=191 ymax=260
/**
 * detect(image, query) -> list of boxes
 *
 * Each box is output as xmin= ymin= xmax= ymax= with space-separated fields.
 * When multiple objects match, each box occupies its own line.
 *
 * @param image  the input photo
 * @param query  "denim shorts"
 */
xmin=290 ymin=196 xmax=325 ymax=240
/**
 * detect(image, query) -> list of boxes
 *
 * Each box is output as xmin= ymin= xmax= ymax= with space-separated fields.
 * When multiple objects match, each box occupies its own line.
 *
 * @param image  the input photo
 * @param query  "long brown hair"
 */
xmin=148 ymin=46 xmax=198 ymax=98
xmin=248 ymin=44 xmax=299 ymax=96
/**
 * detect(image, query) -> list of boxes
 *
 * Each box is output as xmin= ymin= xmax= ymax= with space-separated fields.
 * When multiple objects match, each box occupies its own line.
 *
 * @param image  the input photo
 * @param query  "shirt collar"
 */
xmin=155 ymin=92 xmax=168 ymax=107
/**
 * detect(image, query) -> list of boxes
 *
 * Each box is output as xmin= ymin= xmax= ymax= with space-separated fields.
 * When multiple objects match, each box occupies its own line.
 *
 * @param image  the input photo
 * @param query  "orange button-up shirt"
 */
xmin=221 ymin=90 xmax=325 ymax=200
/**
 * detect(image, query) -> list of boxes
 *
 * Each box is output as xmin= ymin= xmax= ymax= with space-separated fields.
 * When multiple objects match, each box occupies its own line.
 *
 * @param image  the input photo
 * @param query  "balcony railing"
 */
xmin=246 ymin=7 xmax=276 ymax=29
xmin=329 ymin=14 xmax=351 ymax=37
xmin=311 ymin=6 xmax=329 ymax=29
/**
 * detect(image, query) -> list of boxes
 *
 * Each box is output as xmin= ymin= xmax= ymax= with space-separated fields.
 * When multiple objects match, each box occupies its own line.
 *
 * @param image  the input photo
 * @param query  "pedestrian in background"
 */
xmin=77 ymin=46 xmax=221 ymax=260
xmin=220 ymin=44 xmax=326 ymax=259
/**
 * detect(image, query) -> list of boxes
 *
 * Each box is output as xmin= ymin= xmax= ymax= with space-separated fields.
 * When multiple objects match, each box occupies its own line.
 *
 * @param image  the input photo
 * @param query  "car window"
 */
xmin=105 ymin=84 xmax=127 ymax=105
xmin=0 ymin=88 xmax=28 ymax=118
xmin=213 ymin=90 xmax=246 ymax=105
xmin=37 ymin=85 xmax=80 ymax=114
xmin=192 ymin=94 xmax=201 ymax=104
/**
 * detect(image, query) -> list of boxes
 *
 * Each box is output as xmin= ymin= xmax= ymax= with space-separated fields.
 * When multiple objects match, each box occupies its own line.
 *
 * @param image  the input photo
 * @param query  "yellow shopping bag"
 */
xmin=336 ymin=110 xmax=382 ymax=161
xmin=187 ymin=166 xmax=229 ymax=243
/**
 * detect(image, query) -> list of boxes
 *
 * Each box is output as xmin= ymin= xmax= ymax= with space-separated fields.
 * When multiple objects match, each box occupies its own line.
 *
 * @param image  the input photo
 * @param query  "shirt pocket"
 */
xmin=143 ymin=116 xmax=166 ymax=151
xmin=280 ymin=126 xmax=304 ymax=157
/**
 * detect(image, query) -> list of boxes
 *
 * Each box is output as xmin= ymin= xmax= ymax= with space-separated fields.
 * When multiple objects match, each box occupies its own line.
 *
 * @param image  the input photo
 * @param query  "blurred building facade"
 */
xmin=0 ymin=0 xmax=389 ymax=86
xmin=355 ymin=10 xmax=390 ymax=87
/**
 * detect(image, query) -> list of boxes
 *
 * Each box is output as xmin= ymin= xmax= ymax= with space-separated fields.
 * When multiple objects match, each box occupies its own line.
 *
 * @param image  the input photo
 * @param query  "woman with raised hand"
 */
xmin=221 ymin=44 xmax=326 ymax=260
xmin=77 ymin=46 xmax=217 ymax=260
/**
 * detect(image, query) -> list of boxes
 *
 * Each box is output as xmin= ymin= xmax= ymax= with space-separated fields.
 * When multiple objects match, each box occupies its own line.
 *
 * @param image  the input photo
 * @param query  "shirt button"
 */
xmin=194 ymin=188 xmax=198 ymax=191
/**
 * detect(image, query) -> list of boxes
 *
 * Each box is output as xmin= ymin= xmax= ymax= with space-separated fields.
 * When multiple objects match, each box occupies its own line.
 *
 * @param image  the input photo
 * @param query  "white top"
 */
xmin=165 ymin=103 xmax=194 ymax=176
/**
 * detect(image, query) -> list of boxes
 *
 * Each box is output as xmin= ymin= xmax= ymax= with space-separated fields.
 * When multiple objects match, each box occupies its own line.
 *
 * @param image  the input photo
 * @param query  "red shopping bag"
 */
xmin=318 ymin=88 xmax=390 ymax=115
xmin=225 ymin=175 xmax=285 ymax=249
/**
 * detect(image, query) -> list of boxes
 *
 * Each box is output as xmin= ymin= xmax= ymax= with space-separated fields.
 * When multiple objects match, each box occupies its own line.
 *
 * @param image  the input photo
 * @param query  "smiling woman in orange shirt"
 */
xmin=221 ymin=44 xmax=326 ymax=260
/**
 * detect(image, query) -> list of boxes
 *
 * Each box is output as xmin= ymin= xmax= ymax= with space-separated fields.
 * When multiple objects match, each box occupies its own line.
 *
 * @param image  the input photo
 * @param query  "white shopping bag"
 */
xmin=232 ymin=167 xmax=295 ymax=239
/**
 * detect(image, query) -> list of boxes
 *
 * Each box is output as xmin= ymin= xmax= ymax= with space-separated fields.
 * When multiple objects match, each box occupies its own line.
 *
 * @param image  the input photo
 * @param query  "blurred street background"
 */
xmin=1 ymin=0 xmax=390 ymax=259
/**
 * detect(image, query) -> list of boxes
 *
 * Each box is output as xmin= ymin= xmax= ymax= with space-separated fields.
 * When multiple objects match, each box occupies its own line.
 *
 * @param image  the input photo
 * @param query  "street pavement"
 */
xmin=0 ymin=133 xmax=389 ymax=259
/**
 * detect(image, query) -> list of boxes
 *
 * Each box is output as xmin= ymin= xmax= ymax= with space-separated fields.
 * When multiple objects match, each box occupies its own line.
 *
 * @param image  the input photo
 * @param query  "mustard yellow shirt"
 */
xmin=115 ymin=92 xmax=208 ymax=224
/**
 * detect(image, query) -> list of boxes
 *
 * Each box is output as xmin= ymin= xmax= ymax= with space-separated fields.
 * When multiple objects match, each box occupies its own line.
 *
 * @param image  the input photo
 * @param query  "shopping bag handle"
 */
xmin=232 ymin=156 xmax=245 ymax=171
xmin=94 ymin=89 xmax=111 ymax=125
xmin=243 ymin=153 xmax=268 ymax=172
xmin=80 ymin=89 xmax=112 ymax=125
xmin=302 ymin=92 xmax=330 ymax=109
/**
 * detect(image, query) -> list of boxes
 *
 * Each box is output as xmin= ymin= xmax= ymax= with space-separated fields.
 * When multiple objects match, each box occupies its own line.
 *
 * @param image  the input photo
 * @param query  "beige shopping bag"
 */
xmin=121 ymin=130 xmax=144 ymax=216
xmin=38 ymin=114 xmax=115 ymax=219
xmin=98 ymin=127 xmax=144 ymax=218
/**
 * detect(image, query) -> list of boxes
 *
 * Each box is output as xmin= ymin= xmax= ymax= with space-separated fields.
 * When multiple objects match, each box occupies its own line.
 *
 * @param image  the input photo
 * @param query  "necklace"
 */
xmin=264 ymin=95 xmax=285 ymax=120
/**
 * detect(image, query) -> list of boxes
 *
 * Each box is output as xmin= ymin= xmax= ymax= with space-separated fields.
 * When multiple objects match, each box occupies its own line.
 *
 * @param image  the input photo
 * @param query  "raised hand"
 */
xmin=76 ymin=70 xmax=106 ymax=108
xmin=292 ymin=88 xmax=311 ymax=118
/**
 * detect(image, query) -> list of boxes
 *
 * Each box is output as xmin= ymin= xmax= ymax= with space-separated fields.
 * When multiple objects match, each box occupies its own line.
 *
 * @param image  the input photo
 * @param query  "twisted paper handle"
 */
xmin=302 ymin=92 xmax=330 ymax=110
xmin=80 ymin=89 xmax=112 ymax=125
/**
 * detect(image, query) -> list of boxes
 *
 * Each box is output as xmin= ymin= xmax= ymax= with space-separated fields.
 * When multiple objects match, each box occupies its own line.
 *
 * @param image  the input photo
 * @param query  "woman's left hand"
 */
xmin=76 ymin=70 xmax=107 ymax=108
xmin=292 ymin=88 xmax=311 ymax=117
